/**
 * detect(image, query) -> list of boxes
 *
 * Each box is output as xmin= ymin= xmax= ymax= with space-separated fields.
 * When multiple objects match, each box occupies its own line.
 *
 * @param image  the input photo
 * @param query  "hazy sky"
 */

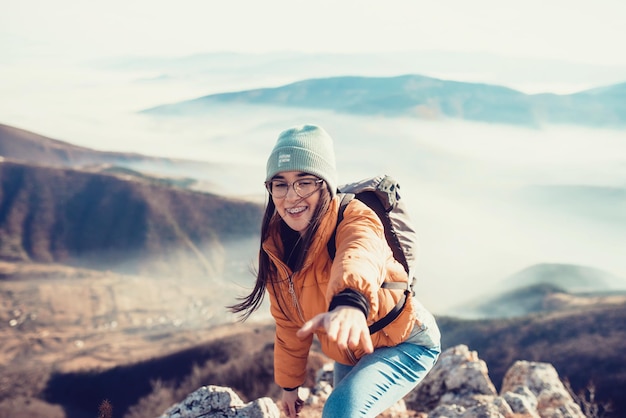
xmin=2 ymin=0 xmax=626 ymax=66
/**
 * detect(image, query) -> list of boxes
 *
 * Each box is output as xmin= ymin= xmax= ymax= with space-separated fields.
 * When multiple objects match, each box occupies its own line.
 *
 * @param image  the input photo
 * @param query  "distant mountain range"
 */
xmin=142 ymin=74 xmax=626 ymax=128
xmin=501 ymin=263 xmax=626 ymax=293
xmin=0 ymin=123 xmax=236 ymax=193
xmin=0 ymin=124 xmax=263 ymax=278
xmin=449 ymin=263 xmax=626 ymax=319
xmin=0 ymin=123 xmax=130 ymax=165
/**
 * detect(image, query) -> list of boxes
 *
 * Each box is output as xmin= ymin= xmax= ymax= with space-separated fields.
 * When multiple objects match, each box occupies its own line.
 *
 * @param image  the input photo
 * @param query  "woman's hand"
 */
xmin=281 ymin=388 xmax=304 ymax=418
xmin=297 ymin=306 xmax=373 ymax=353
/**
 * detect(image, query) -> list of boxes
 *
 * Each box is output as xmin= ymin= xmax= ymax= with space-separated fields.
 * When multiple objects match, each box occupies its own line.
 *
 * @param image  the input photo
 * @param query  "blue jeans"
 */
xmin=322 ymin=343 xmax=440 ymax=418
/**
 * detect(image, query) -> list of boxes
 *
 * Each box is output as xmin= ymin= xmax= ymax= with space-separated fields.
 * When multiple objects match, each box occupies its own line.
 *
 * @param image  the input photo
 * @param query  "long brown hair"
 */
xmin=228 ymin=184 xmax=332 ymax=321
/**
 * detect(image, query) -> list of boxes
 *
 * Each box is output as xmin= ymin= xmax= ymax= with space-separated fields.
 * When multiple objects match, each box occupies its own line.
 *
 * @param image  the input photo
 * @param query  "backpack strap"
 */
xmin=368 ymin=287 xmax=411 ymax=334
xmin=327 ymin=193 xmax=353 ymax=260
xmin=327 ymin=193 xmax=410 ymax=335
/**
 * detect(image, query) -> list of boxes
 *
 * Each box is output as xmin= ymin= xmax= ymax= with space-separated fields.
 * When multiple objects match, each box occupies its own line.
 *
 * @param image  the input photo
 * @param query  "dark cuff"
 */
xmin=328 ymin=289 xmax=370 ymax=318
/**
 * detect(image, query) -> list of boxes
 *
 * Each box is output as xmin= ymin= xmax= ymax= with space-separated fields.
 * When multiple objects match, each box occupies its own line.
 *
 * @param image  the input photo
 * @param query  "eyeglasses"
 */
xmin=265 ymin=177 xmax=324 ymax=199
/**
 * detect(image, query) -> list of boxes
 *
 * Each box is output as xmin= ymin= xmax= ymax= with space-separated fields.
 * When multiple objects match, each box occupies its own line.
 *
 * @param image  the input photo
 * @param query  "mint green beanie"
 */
xmin=266 ymin=125 xmax=337 ymax=197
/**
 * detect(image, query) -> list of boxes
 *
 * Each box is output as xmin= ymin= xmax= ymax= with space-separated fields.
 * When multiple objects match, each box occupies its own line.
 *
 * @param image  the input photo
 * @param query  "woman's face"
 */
xmin=269 ymin=171 xmax=323 ymax=236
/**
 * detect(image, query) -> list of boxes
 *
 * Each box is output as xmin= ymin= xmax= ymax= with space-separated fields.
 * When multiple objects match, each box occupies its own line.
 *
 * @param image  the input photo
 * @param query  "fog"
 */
xmin=14 ymin=104 xmax=626 ymax=314
xmin=2 ymin=66 xmax=625 ymax=314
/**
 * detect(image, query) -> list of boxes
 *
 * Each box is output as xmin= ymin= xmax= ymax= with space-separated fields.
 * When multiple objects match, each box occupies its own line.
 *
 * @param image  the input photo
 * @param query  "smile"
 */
xmin=286 ymin=206 xmax=307 ymax=214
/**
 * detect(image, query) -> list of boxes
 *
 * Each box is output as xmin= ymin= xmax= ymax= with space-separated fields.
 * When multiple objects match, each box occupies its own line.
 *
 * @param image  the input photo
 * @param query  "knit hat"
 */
xmin=266 ymin=125 xmax=338 ymax=197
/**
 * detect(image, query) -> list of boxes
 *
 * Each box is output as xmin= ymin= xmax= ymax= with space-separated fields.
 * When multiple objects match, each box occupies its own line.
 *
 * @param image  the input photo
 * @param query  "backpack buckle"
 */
xmin=376 ymin=175 xmax=399 ymax=210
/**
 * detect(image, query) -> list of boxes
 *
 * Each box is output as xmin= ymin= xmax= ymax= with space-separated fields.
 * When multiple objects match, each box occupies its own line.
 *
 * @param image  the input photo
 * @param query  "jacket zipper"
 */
xmin=285 ymin=270 xmax=306 ymax=323
xmin=271 ymin=248 xmax=359 ymax=364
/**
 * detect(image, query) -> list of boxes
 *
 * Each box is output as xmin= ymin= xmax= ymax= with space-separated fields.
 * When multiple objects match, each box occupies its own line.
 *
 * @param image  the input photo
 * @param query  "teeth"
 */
xmin=287 ymin=206 xmax=306 ymax=214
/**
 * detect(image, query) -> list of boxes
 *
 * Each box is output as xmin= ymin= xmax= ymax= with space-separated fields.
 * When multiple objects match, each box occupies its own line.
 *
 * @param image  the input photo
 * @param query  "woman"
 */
xmin=229 ymin=124 xmax=440 ymax=418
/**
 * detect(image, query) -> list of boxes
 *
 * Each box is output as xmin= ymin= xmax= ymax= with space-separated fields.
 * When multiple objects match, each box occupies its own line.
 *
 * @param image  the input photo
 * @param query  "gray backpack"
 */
xmin=327 ymin=174 xmax=419 ymax=334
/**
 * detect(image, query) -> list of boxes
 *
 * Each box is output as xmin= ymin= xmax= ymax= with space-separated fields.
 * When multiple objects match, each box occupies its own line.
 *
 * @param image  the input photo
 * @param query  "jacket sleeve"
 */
xmin=326 ymin=199 xmax=390 ymax=322
xmin=268 ymin=287 xmax=314 ymax=389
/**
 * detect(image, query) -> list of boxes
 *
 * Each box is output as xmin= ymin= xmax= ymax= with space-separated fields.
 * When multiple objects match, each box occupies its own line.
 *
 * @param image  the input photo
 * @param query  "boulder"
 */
xmin=158 ymin=385 xmax=280 ymax=418
xmin=158 ymin=345 xmax=586 ymax=418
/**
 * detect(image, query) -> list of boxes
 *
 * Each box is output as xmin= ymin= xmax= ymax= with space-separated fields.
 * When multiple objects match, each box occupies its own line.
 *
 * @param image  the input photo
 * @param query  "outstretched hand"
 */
xmin=281 ymin=389 xmax=304 ymax=418
xmin=297 ymin=306 xmax=373 ymax=353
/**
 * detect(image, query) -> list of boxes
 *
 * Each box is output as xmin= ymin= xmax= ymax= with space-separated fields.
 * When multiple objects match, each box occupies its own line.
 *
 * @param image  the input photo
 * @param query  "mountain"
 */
xmin=0 ymin=159 xmax=262 ymax=278
xmin=0 ymin=123 xmax=166 ymax=168
xmin=500 ymin=263 xmax=626 ymax=293
xmin=142 ymin=75 xmax=626 ymax=128
xmin=448 ymin=263 xmax=626 ymax=318
xmin=0 ymin=123 xmax=252 ymax=196
xmin=449 ymin=282 xmax=626 ymax=319
xmin=100 ymin=51 xmax=626 ymax=101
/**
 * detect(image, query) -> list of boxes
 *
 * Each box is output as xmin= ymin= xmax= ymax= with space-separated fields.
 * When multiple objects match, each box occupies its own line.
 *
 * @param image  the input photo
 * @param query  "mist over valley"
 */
xmin=2 ymin=75 xmax=626 ymax=313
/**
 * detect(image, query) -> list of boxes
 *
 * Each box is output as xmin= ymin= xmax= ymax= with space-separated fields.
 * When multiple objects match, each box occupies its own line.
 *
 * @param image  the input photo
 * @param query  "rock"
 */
xmin=502 ymin=386 xmax=540 ymax=417
xmin=405 ymin=345 xmax=584 ymax=418
xmin=501 ymin=361 xmax=585 ymax=418
xmin=405 ymin=344 xmax=497 ymax=412
xmin=305 ymin=362 xmax=334 ymax=407
xmin=158 ymin=385 xmax=280 ymax=418
xmin=158 ymin=345 xmax=587 ymax=418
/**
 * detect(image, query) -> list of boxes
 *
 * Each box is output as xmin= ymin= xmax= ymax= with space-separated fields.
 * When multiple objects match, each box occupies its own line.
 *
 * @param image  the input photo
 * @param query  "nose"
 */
xmin=284 ymin=184 xmax=300 ymax=200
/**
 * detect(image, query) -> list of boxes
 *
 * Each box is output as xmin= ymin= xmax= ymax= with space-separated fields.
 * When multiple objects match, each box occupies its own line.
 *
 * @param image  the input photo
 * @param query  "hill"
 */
xmin=0 ymin=123 xmax=164 ymax=168
xmin=450 ymin=282 xmax=626 ymax=319
xmin=17 ymin=300 xmax=623 ymax=418
xmin=142 ymin=75 xmax=626 ymax=128
xmin=0 ymin=123 xmax=249 ymax=196
xmin=448 ymin=263 xmax=626 ymax=318
xmin=0 ymin=159 xmax=262 ymax=278
xmin=500 ymin=263 xmax=626 ymax=293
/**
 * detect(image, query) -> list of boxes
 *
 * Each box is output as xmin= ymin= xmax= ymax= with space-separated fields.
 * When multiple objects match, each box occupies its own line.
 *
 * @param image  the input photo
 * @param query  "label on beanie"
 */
xmin=278 ymin=153 xmax=291 ymax=166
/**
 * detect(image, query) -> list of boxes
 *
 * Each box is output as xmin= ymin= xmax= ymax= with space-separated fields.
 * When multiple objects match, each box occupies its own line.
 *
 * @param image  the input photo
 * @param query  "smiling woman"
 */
xmin=229 ymin=124 xmax=441 ymax=418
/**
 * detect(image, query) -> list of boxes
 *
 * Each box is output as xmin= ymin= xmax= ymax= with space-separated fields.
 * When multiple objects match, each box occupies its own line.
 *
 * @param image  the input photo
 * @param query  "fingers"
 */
xmin=288 ymin=402 xmax=297 ymax=418
xmin=296 ymin=314 xmax=324 ymax=338
xmin=360 ymin=327 xmax=374 ymax=353
xmin=328 ymin=315 xmax=352 ymax=350
xmin=282 ymin=403 xmax=293 ymax=418
xmin=295 ymin=321 xmax=314 ymax=339
xmin=282 ymin=398 xmax=304 ymax=417
xmin=297 ymin=308 xmax=374 ymax=353
xmin=332 ymin=319 xmax=368 ymax=351
xmin=325 ymin=307 xmax=372 ymax=351
xmin=296 ymin=397 xmax=304 ymax=413
xmin=281 ymin=390 xmax=304 ymax=418
xmin=325 ymin=313 xmax=342 ymax=342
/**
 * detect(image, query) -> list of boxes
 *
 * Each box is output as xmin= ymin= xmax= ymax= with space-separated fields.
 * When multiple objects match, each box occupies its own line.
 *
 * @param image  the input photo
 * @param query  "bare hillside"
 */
xmin=0 ymin=123 xmax=159 ymax=167
xmin=0 ymin=160 xmax=262 ymax=278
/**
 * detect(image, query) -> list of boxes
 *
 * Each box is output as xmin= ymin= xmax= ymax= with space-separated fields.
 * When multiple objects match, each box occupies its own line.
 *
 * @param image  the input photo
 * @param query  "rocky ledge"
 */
xmin=158 ymin=344 xmax=585 ymax=418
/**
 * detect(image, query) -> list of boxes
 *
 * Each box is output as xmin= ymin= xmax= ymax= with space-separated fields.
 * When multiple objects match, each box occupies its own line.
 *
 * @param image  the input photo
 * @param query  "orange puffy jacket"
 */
xmin=262 ymin=196 xmax=420 ymax=390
